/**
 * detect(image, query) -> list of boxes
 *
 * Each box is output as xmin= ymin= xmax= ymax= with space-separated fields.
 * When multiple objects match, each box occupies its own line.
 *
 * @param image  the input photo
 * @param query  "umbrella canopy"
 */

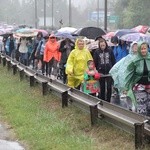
xmin=0 ymin=29 xmax=6 ymax=35
xmin=57 ymin=27 xmax=77 ymax=34
xmin=120 ymin=33 xmax=150 ymax=43
xmin=146 ymin=28 xmax=150 ymax=36
xmin=55 ymin=32 xmax=74 ymax=39
xmin=87 ymin=40 xmax=115 ymax=50
xmin=15 ymin=28 xmax=37 ymax=37
xmin=115 ymin=29 xmax=138 ymax=38
xmin=132 ymin=25 xmax=149 ymax=34
xmin=72 ymin=27 xmax=106 ymax=39
xmin=102 ymin=31 xmax=115 ymax=40
xmin=33 ymin=29 xmax=49 ymax=37
xmin=0 ymin=28 xmax=13 ymax=37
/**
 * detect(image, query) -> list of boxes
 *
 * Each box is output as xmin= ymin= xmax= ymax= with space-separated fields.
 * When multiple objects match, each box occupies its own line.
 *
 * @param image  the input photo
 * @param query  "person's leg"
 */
xmin=52 ymin=59 xmax=58 ymax=77
xmin=134 ymin=90 xmax=147 ymax=115
xmin=24 ymin=52 xmax=28 ymax=66
xmin=62 ymin=64 xmax=67 ymax=84
xmin=99 ymin=78 xmax=105 ymax=100
xmin=45 ymin=62 xmax=48 ymax=76
xmin=19 ymin=53 xmax=24 ymax=64
xmin=74 ymin=78 xmax=82 ymax=90
xmin=41 ymin=56 xmax=46 ymax=74
xmin=11 ymin=49 xmax=15 ymax=59
xmin=48 ymin=58 xmax=53 ymax=76
xmin=67 ymin=76 xmax=75 ymax=88
xmin=106 ymin=77 xmax=113 ymax=103
xmin=8 ymin=50 xmax=11 ymax=57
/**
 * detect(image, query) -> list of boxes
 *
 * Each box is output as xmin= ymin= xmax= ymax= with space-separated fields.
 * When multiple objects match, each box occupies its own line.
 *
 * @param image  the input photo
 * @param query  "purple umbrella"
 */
xmin=55 ymin=32 xmax=74 ymax=39
xmin=0 ymin=29 xmax=6 ymax=36
xmin=120 ymin=33 xmax=150 ymax=43
xmin=115 ymin=29 xmax=138 ymax=38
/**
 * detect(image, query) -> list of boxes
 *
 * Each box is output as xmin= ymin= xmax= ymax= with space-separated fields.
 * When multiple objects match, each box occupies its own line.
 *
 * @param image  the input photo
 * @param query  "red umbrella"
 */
xmin=102 ymin=31 xmax=115 ymax=40
xmin=132 ymin=25 xmax=149 ymax=34
xmin=34 ymin=29 xmax=49 ymax=37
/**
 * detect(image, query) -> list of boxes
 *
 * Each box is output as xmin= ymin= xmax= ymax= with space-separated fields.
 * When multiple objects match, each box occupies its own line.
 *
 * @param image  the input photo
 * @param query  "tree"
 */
xmin=114 ymin=0 xmax=150 ymax=28
xmin=114 ymin=0 xmax=130 ymax=28
xmin=123 ymin=0 xmax=150 ymax=28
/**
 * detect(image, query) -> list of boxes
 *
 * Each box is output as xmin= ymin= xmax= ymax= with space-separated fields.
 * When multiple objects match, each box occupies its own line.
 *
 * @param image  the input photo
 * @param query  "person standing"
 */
xmin=59 ymin=38 xmax=75 ymax=83
xmin=93 ymin=38 xmax=115 ymax=102
xmin=113 ymin=39 xmax=128 ymax=62
xmin=35 ymin=35 xmax=49 ymax=74
xmin=30 ymin=32 xmax=43 ymax=69
xmin=81 ymin=60 xmax=100 ymax=96
xmin=110 ymin=41 xmax=138 ymax=93
xmin=18 ymin=37 xmax=28 ymax=65
xmin=43 ymin=34 xmax=61 ymax=78
xmin=5 ymin=34 xmax=16 ymax=58
xmin=124 ymin=42 xmax=150 ymax=116
xmin=66 ymin=38 xmax=93 ymax=89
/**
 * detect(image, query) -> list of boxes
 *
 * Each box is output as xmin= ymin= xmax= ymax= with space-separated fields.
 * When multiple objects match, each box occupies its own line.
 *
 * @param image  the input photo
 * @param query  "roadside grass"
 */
xmin=0 ymin=65 xmax=149 ymax=150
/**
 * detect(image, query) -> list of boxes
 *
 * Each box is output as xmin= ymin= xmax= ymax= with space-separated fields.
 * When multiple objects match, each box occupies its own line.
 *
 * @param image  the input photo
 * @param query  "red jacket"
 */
xmin=44 ymin=38 xmax=61 ymax=62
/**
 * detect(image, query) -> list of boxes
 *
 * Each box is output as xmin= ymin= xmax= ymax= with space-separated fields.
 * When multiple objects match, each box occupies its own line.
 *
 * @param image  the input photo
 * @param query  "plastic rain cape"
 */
xmin=109 ymin=42 xmax=138 ymax=93
xmin=65 ymin=39 xmax=93 ymax=80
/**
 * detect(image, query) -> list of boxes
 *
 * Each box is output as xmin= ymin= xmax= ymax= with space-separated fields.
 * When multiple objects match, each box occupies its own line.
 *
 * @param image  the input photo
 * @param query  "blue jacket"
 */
xmin=113 ymin=45 xmax=129 ymax=62
xmin=5 ymin=37 xmax=16 ymax=53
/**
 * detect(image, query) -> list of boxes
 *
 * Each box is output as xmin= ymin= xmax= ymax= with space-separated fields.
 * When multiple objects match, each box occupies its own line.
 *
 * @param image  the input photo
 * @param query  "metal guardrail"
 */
xmin=0 ymin=53 xmax=150 ymax=149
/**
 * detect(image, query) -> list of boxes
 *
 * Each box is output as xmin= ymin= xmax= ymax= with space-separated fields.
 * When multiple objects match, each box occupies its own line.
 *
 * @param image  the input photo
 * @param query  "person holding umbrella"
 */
xmin=5 ymin=33 xmax=16 ymax=58
xmin=18 ymin=37 xmax=28 ymax=65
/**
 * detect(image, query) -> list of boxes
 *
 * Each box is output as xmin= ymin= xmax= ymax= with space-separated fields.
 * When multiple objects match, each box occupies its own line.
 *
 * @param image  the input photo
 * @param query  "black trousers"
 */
xmin=99 ymin=76 xmax=112 ymax=102
xmin=59 ymin=63 xmax=67 ymax=84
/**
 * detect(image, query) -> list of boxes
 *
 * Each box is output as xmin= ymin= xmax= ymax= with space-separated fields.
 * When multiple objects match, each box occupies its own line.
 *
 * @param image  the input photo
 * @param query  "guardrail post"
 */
xmin=0 ymin=55 xmax=1 ymax=64
xmin=7 ymin=60 xmax=11 ymax=71
xmin=19 ymin=70 xmax=24 ymax=81
xmin=134 ymin=123 xmax=144 ymax=150
xmin=2 ymin=57 xmax=6 ymax=67
xmin=42 ymin=82 xmax=48 ymax=95
xmin=90 ymin=105 xmax=98 ymax=126
xmin=30 ymin=76 xmax=35 ymax=87
xmin=62 ymin=91 xmax=68 ymax=108
xmin=12 ymin=64 xmax=17 ymax=75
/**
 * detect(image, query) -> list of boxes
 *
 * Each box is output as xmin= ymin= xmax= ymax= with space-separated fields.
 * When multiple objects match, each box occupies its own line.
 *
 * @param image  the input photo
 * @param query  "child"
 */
xmin=82 ymin=60 xmax=100 ymax=96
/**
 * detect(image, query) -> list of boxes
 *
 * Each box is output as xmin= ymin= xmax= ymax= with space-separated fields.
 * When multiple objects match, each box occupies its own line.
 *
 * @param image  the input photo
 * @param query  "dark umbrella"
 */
xmin=72 ymin=27 xmax=106 ymax=39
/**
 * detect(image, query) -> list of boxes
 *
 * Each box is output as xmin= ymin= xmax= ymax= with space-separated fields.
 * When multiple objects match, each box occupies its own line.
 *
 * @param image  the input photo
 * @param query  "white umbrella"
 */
xmin=57 ymin=27 xmax=77 ymax=34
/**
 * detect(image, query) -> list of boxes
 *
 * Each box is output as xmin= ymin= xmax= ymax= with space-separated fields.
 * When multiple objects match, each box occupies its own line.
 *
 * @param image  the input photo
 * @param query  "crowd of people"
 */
xmin=0 ymin=30 xmax=150 ymax=117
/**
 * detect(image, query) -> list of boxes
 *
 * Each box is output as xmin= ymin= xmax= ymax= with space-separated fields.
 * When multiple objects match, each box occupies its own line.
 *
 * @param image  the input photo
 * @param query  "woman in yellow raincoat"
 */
xmin=66 ymin=38 xmax=93 ymax=89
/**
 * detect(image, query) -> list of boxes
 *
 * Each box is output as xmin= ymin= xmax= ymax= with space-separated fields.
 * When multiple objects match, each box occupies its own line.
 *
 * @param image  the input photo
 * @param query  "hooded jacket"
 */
xmin=43 ymin=35 xmax=61 ymax=62
xmin=93 ymin=41 xmax=115 ymax=74
xmin=109 ymin=41 xmax=138 ymax=92
xmin=65 ymin=39 xmax=93 ymax=80
xmin=124 ymin=42 xmax=150 ymax=108
xmin=113 ymin=40 xmax=129 ymax=62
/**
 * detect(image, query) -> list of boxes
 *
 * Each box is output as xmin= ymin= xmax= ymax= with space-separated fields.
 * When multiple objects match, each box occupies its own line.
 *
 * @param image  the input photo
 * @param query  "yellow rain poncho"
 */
xmin=66 ymin=39 xmax=93 ymax=88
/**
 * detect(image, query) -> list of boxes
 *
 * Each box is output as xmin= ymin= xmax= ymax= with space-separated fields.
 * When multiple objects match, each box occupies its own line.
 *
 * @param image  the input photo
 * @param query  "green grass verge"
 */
xmin=0 ymin=65 xmax=149 ymax=150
